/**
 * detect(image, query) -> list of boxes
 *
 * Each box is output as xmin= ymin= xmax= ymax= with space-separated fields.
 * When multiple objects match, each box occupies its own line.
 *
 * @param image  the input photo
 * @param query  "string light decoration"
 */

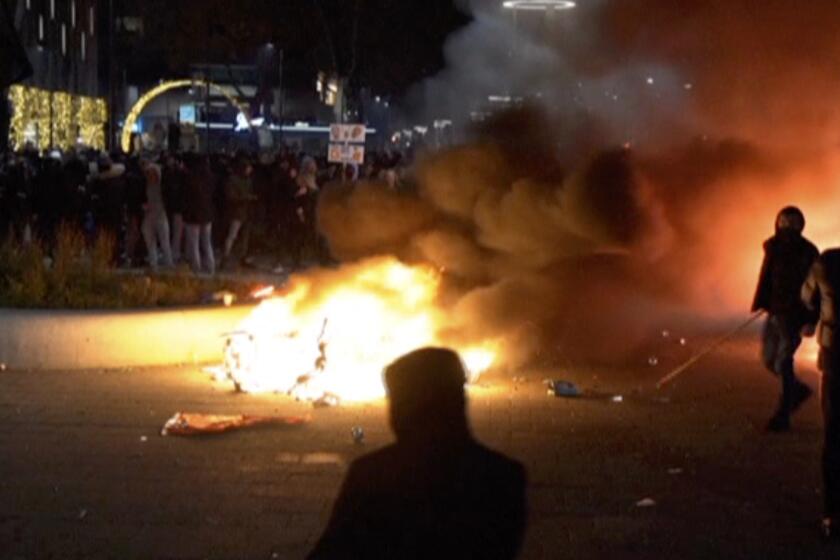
xmin=120 ymin=79 xmax=251 ymax=153
xmin=53 ymin=91 xmax=74 ymax=151
xmin=6 ymin=86 xmax=108 ymax=152
xmin=8 ymin=86 xmax=29 ymax=151
xmin=78 ymin=96 xmax=107 ymax=149
xmin=32 ymin=88 xmax=51 ymax=152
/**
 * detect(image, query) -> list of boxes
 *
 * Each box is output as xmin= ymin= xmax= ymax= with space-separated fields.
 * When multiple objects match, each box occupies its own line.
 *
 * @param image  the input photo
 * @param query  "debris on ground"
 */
xmin=351 ymin=426 xmax=365 ymax=444
xmin=313 ymin=393 xmax=341 ymax=408
xmin=160 ymin=412 xmax=308 ymax=436
xmin=668 ymin=468 xmax=684 ymax=475
xmin=636 ymin=498 xmax=657 ymax=508
xmin=78 ymin=508 xmax=88 ymax=520
xmin=139 ymin=436 xmax=148 ymax=443
xmin=546 ymin=380 xmax=582 ymax=398
xmin=211 ymin=291 xmax=236 ymax=306
xmin=648 ymin=356 xmax=659 ymax=367
xmin=611 ymin=395 xmax=624 ymax=403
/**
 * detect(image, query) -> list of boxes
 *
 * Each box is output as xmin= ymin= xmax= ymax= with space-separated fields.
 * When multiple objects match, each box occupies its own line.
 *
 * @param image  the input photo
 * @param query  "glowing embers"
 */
xmin=502 ymin=0 xmax=576 ymax=10
xmin=221 ymin=258 xmax=497 ymax=403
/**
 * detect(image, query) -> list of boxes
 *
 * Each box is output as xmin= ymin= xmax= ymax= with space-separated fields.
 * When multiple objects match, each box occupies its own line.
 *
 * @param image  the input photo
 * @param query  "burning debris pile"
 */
xmin=219 ymin=257 xmax=497 ymax=403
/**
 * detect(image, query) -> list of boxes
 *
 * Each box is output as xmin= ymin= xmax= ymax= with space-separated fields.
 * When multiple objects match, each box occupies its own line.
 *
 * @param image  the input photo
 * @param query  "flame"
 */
xmin=223 ymin=257 xmax=498 ymax=402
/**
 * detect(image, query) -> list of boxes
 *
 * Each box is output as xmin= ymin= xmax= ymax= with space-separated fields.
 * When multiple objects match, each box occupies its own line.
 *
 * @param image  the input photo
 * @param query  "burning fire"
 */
xmin=222 ymin=257 xmax=498 ymax=403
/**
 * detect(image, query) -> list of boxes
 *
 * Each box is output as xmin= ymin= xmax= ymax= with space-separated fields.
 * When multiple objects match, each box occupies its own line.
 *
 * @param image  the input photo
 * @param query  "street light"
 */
xmin=502 ymin=0 xmax=576 ymax=10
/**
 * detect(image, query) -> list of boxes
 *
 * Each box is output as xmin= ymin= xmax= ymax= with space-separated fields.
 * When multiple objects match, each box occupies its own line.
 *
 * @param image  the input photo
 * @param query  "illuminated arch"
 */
xmin=120 ymin=79 xmax=251 ymax=153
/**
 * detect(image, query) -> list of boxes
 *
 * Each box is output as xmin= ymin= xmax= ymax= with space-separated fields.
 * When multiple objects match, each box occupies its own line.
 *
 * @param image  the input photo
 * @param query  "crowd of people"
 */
xmin=0 ymin=145 xmax=407 ymax=275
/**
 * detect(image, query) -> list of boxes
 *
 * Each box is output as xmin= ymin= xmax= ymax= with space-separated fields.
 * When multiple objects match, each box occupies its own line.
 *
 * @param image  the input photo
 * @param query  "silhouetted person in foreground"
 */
xmin=803 ymin=249 xmax=840 ymax=538
xmin=752 ymin=206 xmax=819 ymax=431
xmin=308 ymin=348 xmax=527 ymax=559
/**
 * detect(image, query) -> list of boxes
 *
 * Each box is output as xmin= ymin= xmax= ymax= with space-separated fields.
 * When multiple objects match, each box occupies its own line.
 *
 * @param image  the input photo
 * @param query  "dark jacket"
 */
xmin=308 ymin=439 xmax=527 ymax=560
xmin=225 ymin=173 xmax=254 ymax=223
xmin=162 ymin=164 xmax=186 ymax=215
xmin=803 ymin=249 xmax=840 ymax=360
xmin=752 ymin=230 xmax=819 ymax=323
xmin=183 ymin=166 xmax=215 ymax=225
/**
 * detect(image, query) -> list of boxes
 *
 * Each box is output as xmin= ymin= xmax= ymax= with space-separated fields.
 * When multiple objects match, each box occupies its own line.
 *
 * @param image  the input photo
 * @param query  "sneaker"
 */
xmin=766 ymin=415 xmax=791 ymax=433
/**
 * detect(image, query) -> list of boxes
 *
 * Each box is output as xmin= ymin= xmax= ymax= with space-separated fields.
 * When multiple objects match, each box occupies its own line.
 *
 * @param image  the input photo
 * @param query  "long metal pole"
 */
xmin=656 ymin=311 xmax=766 ymax=389
xmin=108 ymin=0 xmax=114 ymax=151
xmin=204 ymin=22 xmax=210 ymax=153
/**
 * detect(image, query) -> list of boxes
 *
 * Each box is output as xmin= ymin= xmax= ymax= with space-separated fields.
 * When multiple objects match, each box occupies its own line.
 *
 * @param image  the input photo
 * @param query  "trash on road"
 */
xmin=160 ymin=412 xmax=309 ymax=437
xmin=636 ymin=498 xmax=657 ymax=508
xmin=648 ymin=356 xmax=659 ymax=367
xmin=546 ymin=380 xmax=582 ymax=398
xmin=313 ymin=393 xmax=341 ymax=408
xmin=78 ymin=508 xmax=88 ymax=520
xmin=611 ymin=395 xmax=624 ymax=403
xmin=351 ymin=426 xmax=365 ymax=444
xmin=139 ymin=436 xmax=148 ymax=443
xmin=668 ymin=468 xmax=684 ymax=475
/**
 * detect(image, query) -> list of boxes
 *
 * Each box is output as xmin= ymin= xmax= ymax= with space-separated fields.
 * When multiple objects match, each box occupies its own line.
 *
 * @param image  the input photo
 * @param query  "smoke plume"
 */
xmin=319 ymin=0 xmax=840 ymax=367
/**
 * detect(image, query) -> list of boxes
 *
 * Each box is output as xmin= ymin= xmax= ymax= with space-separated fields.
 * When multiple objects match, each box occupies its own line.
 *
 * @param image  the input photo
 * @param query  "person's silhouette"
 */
xmin=308 ymin=347 xmax=527 ymax=559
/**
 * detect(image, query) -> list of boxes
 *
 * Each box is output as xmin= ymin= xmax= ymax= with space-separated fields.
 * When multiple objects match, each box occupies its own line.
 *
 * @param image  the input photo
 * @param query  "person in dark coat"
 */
xmin=90 ymin=155 xmax=127 ymax=264
xmin=803 ymin=249 xmax=840 ymax=538
xmin=162 ymin=154 xmax=186 ymax=264
xmin=221 ymin=155 xmax=255 ymax=268
xmin=308 ymin=348 xmax=528 ymax=560
xmin=122 ymin=157 xmax=147 ymax=267
xmin=752 ymin=206 xmax=819 ymax=432
xmin=182 ymin=155 xmax=216 ymax=275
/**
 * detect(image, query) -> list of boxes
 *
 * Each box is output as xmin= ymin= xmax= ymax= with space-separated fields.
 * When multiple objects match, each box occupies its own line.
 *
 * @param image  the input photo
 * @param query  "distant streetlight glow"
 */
xmin=503 ymin=0 xmax=576 ymax=10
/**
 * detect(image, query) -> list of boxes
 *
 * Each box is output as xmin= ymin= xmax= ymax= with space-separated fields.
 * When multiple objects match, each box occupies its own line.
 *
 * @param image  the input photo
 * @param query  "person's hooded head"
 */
xmin=384 ymin=348 xmax=470 ymax=445
xmin=775 ymin=206 xmax=806 ymax=235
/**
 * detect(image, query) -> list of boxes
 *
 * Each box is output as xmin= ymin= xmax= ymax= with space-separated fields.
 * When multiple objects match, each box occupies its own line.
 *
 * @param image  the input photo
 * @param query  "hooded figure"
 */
xmin=309 ymin=348 xmax=527 ymax=559
xmin=752 ymin=206 xmax=819 ymax=432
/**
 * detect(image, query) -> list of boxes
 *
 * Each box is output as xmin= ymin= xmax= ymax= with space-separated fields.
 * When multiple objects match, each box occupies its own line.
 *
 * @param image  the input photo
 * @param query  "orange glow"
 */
xmin=223 ymin=257 xmax=499 ymax=402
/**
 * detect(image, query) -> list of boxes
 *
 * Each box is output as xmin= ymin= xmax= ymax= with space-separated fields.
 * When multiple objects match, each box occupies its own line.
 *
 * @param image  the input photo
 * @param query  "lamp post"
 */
xmin=502 ymin=0 xmax=575 ymax=96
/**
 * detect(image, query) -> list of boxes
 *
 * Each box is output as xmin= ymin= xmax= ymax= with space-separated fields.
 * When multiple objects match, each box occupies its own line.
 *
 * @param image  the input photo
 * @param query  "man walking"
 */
xmin=752 ymin=206 xmax=819 ymax=432
xmin=803 ymin=248 xmax=840 ymax=537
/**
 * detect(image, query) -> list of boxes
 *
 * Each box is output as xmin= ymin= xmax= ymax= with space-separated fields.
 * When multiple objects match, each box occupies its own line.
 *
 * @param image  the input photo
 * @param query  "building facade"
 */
xmin=7 ymin=0 xmax=107 ymax=151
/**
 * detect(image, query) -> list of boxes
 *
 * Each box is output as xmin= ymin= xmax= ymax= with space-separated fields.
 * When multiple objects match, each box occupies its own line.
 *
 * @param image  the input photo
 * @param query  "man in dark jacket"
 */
xmin=803 ymin=249 xmax=840 ymax=537
xmin=309 ymin=348 xmax=527 ymax=559
xmin=752 ymin=206 xmax=819 ymax=432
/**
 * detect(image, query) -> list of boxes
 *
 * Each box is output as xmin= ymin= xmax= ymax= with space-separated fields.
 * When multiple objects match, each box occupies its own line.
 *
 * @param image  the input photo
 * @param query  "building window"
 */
xmin=81 ymin=33 xmax=86 ymax=61
xmin=71 ymin=1 xmax=76 ymax=27
xmin=61 ymin=23 xmax=66 ymax=55
xmin=90 ymin=7 xmax=95 ymax=35
xmin=50 ymin=0 xmax=55 ymax=20
xmin=38 ymin=14 xmax=44 ymax=42
xmin=25 ymin=0 xmax=30 ymax=10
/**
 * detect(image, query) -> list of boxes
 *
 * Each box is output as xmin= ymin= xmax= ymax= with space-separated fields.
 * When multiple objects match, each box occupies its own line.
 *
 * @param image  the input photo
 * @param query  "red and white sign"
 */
xmin=330 ymin=124 xmax=367 ymax=144
xmin=328 ymin=143 xmax=365 ymax=164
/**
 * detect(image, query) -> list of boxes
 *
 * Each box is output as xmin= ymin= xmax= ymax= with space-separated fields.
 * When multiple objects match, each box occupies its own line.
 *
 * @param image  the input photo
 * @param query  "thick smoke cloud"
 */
xmin=319 ymin=0 xmax=840 ymax=366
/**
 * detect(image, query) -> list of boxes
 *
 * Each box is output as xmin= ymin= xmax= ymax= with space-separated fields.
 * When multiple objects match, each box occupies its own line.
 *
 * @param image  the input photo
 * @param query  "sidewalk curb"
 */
xmin=0 ymin=305 xmax=256 ymax=370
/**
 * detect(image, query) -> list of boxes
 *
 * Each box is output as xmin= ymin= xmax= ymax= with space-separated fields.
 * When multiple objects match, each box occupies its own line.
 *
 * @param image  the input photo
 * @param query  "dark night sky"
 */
xmin=120 ymin=0 xmax=471 ymax=95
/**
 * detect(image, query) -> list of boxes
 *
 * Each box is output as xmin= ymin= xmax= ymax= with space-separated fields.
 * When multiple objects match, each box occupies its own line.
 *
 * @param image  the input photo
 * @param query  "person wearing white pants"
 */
xmin=185 ymin=223 xmax=214 ymax=276
xmin=182 ymin=155 xmax=216 ymax=275
xmin=140 ymin=160 xmax=174 ymax=271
